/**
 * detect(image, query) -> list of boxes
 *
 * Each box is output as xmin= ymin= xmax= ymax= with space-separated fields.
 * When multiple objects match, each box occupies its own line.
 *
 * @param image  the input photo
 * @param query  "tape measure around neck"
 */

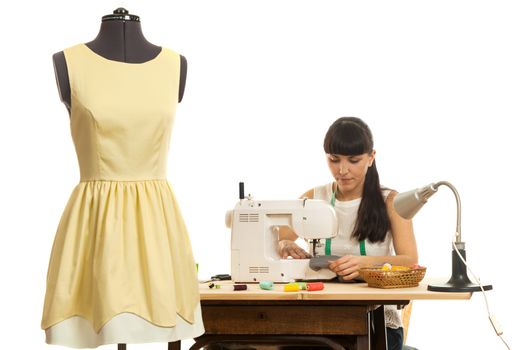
xmin=325 ymin=186 xmax=366 ymax=256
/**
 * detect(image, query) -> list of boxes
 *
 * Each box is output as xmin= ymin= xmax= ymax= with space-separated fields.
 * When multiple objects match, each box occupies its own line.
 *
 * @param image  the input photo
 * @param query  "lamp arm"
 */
xmin=434 ymin=181 xmax=462 ymax=243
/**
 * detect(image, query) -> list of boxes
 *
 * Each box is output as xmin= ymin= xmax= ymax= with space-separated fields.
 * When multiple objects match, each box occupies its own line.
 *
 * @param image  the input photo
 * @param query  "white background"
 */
xmin=0 ymin=0 xmax=523 ymax=349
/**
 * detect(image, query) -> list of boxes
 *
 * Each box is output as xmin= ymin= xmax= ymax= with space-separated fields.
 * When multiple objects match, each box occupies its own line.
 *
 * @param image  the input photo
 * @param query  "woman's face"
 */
xmin=326 ymin=151 xmax=375 ymax=198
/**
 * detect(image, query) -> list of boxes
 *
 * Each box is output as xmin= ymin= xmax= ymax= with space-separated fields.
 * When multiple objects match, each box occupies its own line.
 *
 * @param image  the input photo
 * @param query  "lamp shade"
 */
xmin=393 ymin=183 xmax=438 ymax=219
xmin=393 ymin=181 xmax=492 ymax=292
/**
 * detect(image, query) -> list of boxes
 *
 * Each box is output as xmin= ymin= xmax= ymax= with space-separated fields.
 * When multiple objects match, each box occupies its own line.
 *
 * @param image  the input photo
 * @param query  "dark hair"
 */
xmin=323 ymin=117 xmax=391 ymax=243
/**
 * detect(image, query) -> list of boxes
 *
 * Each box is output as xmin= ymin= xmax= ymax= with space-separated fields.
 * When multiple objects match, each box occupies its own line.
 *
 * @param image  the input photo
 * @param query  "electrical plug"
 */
xmin=489 ymin=314 xmax=503 ymax=336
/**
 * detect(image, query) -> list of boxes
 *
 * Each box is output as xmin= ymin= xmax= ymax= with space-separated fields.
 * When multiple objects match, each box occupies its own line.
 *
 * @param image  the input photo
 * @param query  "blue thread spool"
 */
xmin=259 ymin=281 xmax=274 ymax=290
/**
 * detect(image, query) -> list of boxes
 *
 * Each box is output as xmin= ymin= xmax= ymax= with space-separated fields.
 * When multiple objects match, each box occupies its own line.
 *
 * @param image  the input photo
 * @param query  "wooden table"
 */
xmin=192 ymin=280 xmax=472 ymax=350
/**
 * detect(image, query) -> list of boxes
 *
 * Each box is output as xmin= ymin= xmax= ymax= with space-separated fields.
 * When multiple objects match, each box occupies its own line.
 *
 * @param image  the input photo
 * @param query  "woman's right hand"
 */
xmin=278 ymin=240 xmax=312 ymax=259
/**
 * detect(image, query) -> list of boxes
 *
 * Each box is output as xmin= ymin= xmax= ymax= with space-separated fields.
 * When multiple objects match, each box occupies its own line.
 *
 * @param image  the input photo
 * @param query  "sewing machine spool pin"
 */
xmin=239 ymin=182 xmax=244 ymax=199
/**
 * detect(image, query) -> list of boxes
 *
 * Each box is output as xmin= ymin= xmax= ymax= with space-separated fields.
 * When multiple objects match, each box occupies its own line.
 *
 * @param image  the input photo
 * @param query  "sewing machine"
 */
xmin=225 ymin=190 xmax=338 ymax=283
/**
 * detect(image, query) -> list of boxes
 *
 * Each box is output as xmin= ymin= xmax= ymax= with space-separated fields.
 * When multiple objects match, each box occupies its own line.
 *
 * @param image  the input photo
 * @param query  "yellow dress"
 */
xmin=41 ymin=44 xmax=204 ymax=347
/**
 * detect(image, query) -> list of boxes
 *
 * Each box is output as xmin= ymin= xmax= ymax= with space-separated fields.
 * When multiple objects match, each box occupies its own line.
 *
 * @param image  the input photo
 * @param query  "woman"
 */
xmin=278 ymin=117 xmax=418 ymax=350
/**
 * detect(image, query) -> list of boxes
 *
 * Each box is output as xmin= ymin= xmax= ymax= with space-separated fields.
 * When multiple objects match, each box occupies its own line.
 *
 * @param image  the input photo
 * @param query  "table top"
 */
xmin=199 ymin=279 xmax=472 ymax=301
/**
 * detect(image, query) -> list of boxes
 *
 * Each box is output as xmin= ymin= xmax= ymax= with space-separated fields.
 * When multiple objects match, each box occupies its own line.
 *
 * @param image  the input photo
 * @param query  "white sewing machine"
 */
xmin=225 ymin=189 xmax=338 ymax=283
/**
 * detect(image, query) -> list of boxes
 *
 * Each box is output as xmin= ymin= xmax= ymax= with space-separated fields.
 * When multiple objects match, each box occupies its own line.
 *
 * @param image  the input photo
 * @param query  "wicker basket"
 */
xmin=359 ymin=266 xmax=426 ymax=289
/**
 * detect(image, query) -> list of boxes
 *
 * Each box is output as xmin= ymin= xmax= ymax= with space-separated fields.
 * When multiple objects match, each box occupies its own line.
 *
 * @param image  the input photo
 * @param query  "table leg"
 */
xmin=356 ymin=334 xmax=369 ymax=350
xmin=371 ymin=306 xmax=387 ymax=350
xmin=168 ymin=341 xmax=181 ymax=350
xmin=358 ymin=309 xmax=374 ymax=350
xmin=357 ymin=305 xmax=388 ymax=350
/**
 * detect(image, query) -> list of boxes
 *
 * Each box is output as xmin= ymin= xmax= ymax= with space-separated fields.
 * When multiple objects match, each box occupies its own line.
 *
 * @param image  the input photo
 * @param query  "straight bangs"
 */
xmin=323 ymin=122 xmax=373 ymax=156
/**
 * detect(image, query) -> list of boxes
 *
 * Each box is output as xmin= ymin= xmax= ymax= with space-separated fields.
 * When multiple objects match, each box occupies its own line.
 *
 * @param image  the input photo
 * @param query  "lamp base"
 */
xmin=428 ymin=281 xmax=492 ymax=293
xmin=427 ymin=243 xmax=493 ymax=293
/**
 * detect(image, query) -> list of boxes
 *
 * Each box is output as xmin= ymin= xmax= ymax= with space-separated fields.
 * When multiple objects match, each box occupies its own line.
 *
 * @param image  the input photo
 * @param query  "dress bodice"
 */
xmin=65 ymin=44 xmax=180 ymax=181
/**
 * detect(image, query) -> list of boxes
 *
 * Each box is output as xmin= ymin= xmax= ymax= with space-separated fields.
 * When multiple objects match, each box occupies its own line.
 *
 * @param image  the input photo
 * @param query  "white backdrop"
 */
xmin=0 ymin=1 xmax=523 ymax=349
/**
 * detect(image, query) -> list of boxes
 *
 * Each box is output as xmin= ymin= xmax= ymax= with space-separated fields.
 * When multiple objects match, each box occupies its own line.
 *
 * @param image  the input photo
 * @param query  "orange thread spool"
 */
xmin=306 ymin=282 xmax=324 ymax=291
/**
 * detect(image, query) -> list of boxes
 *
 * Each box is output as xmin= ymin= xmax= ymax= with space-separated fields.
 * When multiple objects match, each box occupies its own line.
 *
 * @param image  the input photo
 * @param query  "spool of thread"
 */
xmin=284 ymin=283 xmax=300 ymax=292
xmin=297 ymin=282 xmax=307 ymax=290
xmin=233 ymin=284 xmax=248 ymax=291
xmin=259 ymin=281 xmax=274 ymax=290
xmin=306 ymin=282 xmax=324 ymax=291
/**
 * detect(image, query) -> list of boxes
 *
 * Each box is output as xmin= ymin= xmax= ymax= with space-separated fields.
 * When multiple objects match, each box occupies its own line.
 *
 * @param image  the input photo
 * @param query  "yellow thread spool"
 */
xmin=284 ymin=283 xmax=300 ymax=292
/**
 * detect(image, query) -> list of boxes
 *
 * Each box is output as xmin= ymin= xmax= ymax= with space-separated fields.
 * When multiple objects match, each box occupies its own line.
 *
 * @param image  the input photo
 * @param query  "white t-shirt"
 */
xmin=312 ymin=182 xmax=402 ymax=329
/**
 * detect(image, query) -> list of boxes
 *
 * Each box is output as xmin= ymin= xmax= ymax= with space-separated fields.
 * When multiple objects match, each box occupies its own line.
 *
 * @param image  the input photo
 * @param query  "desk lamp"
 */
xmin=393 ymin=181 xmax=492 ymax=292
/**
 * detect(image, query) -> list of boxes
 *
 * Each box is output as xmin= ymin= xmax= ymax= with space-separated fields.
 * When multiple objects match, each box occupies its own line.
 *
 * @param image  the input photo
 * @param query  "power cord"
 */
xmin=452 ymin=240 xmax=511 ymax=349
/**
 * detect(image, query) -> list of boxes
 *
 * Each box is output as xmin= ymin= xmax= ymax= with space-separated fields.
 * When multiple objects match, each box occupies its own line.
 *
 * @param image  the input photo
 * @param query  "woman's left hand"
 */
xmin=328 ymin=255 xmax=369 ymax=281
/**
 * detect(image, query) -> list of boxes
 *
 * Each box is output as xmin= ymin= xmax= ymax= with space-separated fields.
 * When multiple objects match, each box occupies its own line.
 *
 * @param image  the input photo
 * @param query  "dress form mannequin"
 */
xmin=49 ymin=9 xmax=191 ymax=350
xmin=53 ymin=8 xmax=187 ymax=111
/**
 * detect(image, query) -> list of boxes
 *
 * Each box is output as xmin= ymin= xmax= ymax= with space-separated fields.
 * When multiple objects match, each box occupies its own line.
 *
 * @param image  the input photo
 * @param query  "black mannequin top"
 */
xmin=53 ymin=8 xmax=187 ymax=111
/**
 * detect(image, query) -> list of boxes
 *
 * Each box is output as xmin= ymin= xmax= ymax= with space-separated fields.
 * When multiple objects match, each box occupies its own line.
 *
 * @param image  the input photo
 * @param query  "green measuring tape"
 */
xmin=325 ymin=187 xmax=366 ymax=256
